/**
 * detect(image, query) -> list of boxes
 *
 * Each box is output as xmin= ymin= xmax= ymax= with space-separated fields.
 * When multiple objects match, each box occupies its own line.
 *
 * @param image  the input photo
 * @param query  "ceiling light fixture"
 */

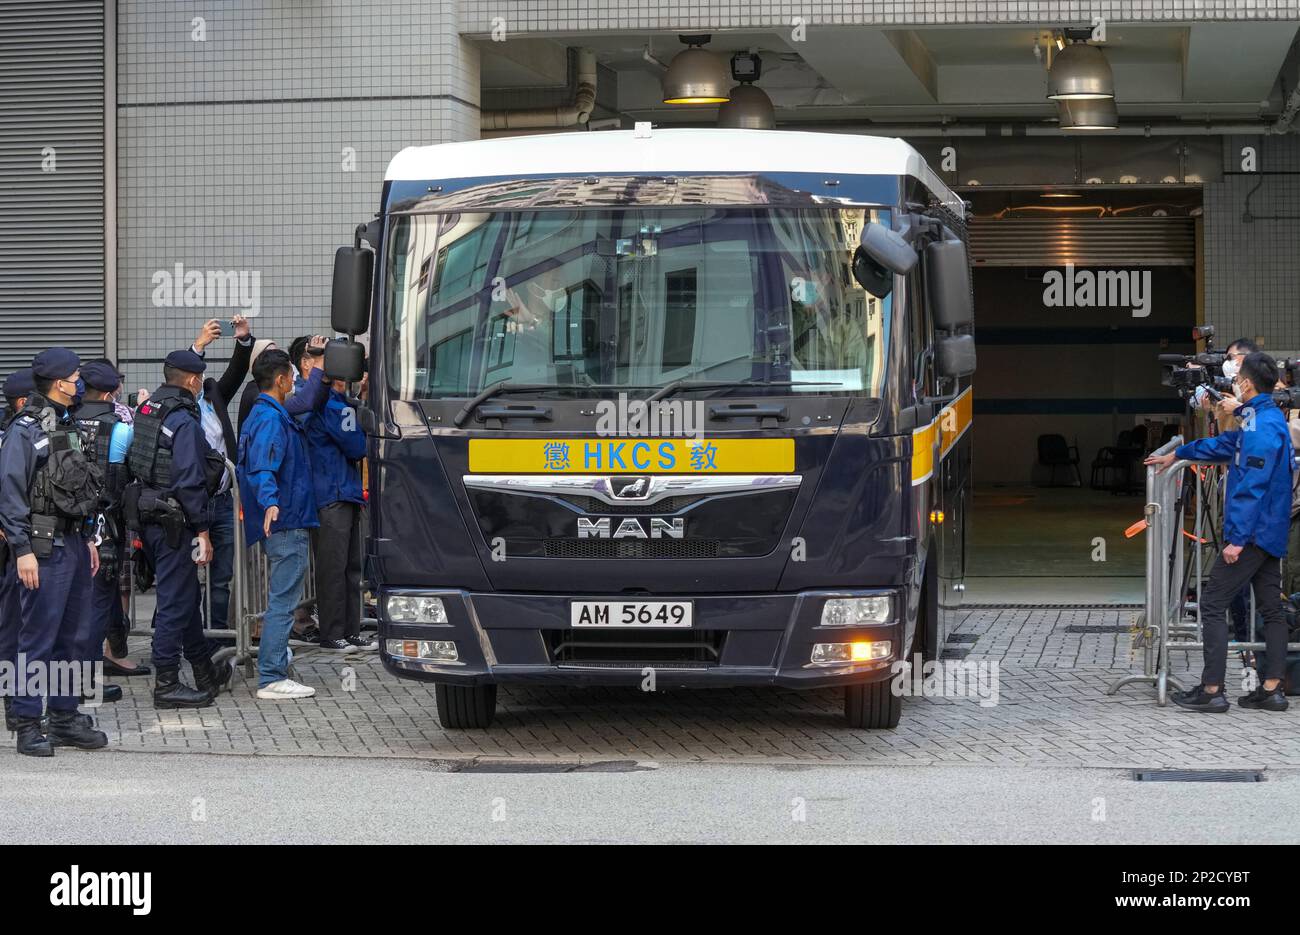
xmin=1047 ymin=38 xmax=1115 ymax=100
xmin=1057 ymin=97 xmax=1118 ymax=131
xmin=662 ymin=34 xmax=731 ymax=105
xmin=718 ymin=51 xmax=774 ymax=129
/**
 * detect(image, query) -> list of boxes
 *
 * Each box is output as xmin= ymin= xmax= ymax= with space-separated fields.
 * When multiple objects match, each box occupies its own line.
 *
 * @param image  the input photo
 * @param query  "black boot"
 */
xmin=153 ymin=664 xmax=213 ymax=709
xmin=47 ymin=709 xmax=108 ymax=750
xmin=15 ymin=715 xmax=53 ymax=757
xmin=3 ymin=697 xmax=15 ymax=732
xmin=191 ymin=656 xmax=232 ymax=698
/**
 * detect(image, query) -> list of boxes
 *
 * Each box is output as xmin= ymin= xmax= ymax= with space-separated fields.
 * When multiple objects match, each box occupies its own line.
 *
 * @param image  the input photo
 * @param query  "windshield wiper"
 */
xmin=452 ymin=380 xmax=567 ymax=426
xmin=646 ymin=379 xmax=842 ymax=402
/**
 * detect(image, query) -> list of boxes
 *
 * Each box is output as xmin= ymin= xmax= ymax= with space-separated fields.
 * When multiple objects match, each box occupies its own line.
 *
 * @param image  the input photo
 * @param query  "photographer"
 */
xmin=1146 ymin=352 xmax=1296 ymax=713
xmin=1199 ymin=338 xmax=1260 ymax=432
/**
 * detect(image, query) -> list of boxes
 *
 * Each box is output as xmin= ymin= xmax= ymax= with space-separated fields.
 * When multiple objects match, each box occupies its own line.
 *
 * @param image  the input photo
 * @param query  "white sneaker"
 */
xmin=256 ymin=679 xmax=316 ymax=701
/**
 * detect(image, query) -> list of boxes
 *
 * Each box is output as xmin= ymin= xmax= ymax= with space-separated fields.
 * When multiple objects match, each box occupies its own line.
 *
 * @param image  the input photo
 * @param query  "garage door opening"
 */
xmin=964 ymin=187 xmax=1201 ymax=605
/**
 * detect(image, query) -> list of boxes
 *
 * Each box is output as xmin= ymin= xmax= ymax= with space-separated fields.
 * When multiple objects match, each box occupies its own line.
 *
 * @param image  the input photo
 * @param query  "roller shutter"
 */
xmin=969 ymin=216 xmax=1195 ymax=267
xmin=0 ymin=1 xmax=105 ymax=378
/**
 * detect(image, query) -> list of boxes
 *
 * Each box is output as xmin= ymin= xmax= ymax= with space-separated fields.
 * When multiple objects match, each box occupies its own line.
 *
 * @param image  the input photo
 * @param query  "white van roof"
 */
xmin=384 ymin=128 xmax=960 ymax=212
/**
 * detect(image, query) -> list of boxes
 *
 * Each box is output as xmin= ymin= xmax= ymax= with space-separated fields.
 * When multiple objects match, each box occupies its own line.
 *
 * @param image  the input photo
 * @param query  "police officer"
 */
xmin=0 ymin=349 xmax=107 ymax=756
xmin=77 ymin=360 xmax=134 ymax=706
xmin=0 ymin=368 xmax=34 ymax=732
xmin=126 ymin=350 xmax=231 ymax=708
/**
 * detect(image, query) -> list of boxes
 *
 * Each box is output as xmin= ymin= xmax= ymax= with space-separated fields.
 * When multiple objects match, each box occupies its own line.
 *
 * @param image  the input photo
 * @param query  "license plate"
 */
xmin=570 ymin=601 xmax=693 ymax=628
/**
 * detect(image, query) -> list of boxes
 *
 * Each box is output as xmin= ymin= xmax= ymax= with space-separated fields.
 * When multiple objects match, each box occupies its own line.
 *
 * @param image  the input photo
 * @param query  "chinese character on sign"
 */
xmin=690 ymin=442 xmax=718 ymax=471
xmin=543 ymin=442 xmax=570 ymax=471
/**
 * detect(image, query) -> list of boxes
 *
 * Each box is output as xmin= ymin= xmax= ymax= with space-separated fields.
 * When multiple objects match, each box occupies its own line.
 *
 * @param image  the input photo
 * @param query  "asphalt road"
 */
xmin=0 ymin=750 xmax=1294 ymax=844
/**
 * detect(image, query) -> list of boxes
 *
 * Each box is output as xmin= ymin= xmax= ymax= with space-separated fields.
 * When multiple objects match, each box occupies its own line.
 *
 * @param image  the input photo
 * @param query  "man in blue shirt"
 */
xmin=238 ymin=349 xmax=319 ymax=700
xmin=1147 ymin=352 xmax=1297 ymax=713
xmin=301 ymin=374 xmax=375 ymax=652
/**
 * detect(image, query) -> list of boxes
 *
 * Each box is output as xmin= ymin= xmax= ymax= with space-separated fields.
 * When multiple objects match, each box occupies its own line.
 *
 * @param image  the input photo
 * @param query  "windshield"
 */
xmin=383 ymin=205 xmax=892 ymax=399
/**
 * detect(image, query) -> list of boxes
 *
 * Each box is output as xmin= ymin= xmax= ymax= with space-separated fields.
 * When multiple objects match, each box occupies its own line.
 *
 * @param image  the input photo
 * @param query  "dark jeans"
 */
xmin=1199 ymin=543 xmax=1289 ymax=687
xmin=312 ymin=501 xmax=363 ymax=641
xmin=203 ymin=490 xmax=235 ymax=631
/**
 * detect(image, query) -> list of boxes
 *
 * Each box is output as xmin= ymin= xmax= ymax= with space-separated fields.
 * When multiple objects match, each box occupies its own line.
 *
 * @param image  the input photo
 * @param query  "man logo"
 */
xmin=609 ymin=476 xmax=650 ymax=500
xmin=577 ymin=517 xmax=684 ymax=539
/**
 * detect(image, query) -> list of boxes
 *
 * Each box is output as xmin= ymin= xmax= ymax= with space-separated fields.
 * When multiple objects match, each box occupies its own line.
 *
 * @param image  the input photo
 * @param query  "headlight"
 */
xmin=386 ymin=639 xmax=458 ymax=662
xmin=821 ymin=595 xmax=892 ymax=627
xmin=385 ymin=595 xmax=449 ymax=623
xmin=811 ymin=641 xmax=892 ymax=664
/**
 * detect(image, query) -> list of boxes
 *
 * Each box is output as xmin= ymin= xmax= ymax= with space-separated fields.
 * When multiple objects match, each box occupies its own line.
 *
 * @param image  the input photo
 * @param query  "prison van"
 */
xmin=326 ymin=128 xmax=976 ymax=729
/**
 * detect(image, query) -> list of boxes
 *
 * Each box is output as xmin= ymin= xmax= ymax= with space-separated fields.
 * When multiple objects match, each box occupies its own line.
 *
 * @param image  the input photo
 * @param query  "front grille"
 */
xmin=547 ymin=628 xmax=724 ymax=667
xmin=544 ymin=538 xmax=719 ymax=559
xmin=559 ymin=495 xmax=697 ymax=515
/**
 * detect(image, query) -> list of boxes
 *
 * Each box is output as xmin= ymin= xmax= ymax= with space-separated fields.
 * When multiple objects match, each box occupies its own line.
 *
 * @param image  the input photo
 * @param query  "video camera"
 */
xmin=1275 ymin=356 xmax=1300 ymax=410
xmin=1158 ymin=325 xmax=1230 ymax=402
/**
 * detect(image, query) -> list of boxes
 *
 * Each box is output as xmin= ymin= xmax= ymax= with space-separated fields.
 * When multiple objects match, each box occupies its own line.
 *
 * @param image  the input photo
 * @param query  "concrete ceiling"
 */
xmin=478 ymin=22 xmax=1300 ymax=128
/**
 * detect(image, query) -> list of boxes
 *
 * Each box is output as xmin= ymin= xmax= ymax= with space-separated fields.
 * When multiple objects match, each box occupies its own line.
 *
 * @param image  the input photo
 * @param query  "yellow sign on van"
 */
xmin=468 ymin=437 xmax=793 ymax=474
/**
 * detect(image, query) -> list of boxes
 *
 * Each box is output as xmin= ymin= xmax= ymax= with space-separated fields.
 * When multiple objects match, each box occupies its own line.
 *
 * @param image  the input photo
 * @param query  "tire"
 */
xmin=914 ymin=559 xmax=940 ymax=663
xmin=434 ymin=683 xmax=498 ymax=729
xmin=844 ymin=678 xmax=902 ymax=729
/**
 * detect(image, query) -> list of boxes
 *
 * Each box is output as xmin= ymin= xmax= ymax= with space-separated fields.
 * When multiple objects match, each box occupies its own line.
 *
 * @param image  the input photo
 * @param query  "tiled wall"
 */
xmin=1202 ymin=134 xmax=1300 ymax=355
xmin=459 ymin=0 xmax=1299 ymax=33
xmin=115 ymin=1 xmax=479 ymax=394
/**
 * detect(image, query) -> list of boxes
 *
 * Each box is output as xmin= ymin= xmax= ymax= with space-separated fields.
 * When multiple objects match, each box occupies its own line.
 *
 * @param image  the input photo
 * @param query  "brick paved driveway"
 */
xmin=83 ymin=608 xmax=1300 ymax=769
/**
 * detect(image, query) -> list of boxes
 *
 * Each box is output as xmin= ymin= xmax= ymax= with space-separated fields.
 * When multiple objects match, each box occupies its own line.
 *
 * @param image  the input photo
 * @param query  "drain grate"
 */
xmin=1133 ymin=769 xmax=1265 ymax=783
xmin=940 ymin=647 xmax=970 ymax=660
xmin=947 ymin=633 xmax=980 ymax=643
xmin=451 ymin=759 xmax=653 ymax=774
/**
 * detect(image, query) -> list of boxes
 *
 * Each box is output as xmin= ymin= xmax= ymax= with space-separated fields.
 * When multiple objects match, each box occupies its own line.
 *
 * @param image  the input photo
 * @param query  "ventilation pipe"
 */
xmin=481 ymin=48 xmax=597 ymax=131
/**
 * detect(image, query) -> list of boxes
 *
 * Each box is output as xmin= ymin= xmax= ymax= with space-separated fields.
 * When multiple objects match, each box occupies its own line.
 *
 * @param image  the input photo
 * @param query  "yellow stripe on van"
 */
xmin=468 ymin=437 xmax=794 ymax=474
xmin=911 ymin=387 xmax=973 ymax=486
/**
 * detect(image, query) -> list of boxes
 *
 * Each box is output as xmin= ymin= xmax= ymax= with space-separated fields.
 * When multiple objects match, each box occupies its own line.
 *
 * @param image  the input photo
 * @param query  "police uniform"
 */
xmin=126 ymin=350 xmax=229 ymax=708
xmin=0 ymin=368 xmax=34 ymax=732
xmin=0 ymin=349 xmax=107 ymax=755
xmin=76 ymin=361 xmax=134 ymax=704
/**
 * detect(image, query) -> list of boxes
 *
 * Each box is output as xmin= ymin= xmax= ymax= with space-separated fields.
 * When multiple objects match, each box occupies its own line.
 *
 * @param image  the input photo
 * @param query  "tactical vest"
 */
xmin=22 ymin=402 xmax=104 ymax=520
xmin=128 ymin=393 xmax=196 ymax=490
xmin=76 ymin=399 xmax=125 ymax=505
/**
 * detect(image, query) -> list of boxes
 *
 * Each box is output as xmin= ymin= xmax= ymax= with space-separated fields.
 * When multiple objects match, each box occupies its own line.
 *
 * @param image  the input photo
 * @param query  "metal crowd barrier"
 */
xmin=1109 ymin=435 xmax=1300 ymax=705
xmin=123 ymin=458 xmax=369 ymax=682
xmin=126 ymin=459 xmax=254 ymax=674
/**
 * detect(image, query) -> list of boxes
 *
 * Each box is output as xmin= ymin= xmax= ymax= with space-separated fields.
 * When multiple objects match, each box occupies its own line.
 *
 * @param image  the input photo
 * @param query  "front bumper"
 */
xmin=379 ymin=589 xmax=903 ymax=689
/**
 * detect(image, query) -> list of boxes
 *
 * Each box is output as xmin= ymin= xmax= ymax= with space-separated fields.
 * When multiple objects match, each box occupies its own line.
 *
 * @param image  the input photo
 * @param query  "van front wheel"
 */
xmin=844 ymin=679 xmax=902 ymax=729
xmin=434 ymin=683 xmax=497 ymax=729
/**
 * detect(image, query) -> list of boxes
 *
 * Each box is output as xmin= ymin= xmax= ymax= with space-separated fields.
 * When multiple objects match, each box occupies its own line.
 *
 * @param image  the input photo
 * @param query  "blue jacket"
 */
xmin=237 ymin=393 xmax=318 ymax=545
xmin=300 ymin=388 xmax=366 ymax=509
xmin=1176 ymin=394 xmax=1296 ymax=557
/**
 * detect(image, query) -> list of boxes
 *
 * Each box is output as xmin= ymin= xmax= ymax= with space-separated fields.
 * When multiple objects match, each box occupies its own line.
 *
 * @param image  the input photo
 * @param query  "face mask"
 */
xmin=1222 ymin=359 xmax=1240 ymax=380
xmin=1232 ymin=380 xmax=1245 ymax=402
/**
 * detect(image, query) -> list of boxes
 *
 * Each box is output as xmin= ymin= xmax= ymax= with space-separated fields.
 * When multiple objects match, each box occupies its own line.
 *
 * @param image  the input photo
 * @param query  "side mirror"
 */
xmin=324 ymin=338 xmax=365 ymax=383
xmin=861 ymin=221 xmax=918 ymax=275
xmin=331 ymin=247 xmax=372 ymax=336
xmin=936 ymin=333 xmax=976 ymax=378
xmin=926 ymin=239 xmax=973 ymax=329
xmin=852 ymin=247 xmax=893 ymax=298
